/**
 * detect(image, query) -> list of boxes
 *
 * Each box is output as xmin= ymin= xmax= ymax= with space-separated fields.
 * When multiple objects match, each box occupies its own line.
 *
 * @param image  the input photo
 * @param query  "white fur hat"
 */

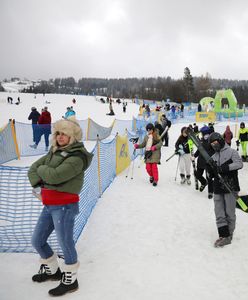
xmin=52 ymin=116 xmax=83 ymax=150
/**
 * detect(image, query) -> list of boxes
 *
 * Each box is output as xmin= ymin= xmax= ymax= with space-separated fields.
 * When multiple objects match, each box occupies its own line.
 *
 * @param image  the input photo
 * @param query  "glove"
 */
xmin=190 ymin=156 xmax=195 ymax=161
xmin=134 ymin=143 xmax=139 ymax=149
xmin=236 ymin=140 xmax=240 ymax=146
xmin=178 ymin=149 xmax=185 ymax=155
xmin=151 ymin=145 xmax=156 ymax=151
xmin=217 ymin=164 xmax=229 ymax=174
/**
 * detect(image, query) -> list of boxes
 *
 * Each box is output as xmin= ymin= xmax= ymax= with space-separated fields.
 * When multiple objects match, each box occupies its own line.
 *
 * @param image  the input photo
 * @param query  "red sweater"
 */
xmin=39 ymin=111 xmax=51 ymax=124
xmin=41 ymin=188 xmax=79 ymax=205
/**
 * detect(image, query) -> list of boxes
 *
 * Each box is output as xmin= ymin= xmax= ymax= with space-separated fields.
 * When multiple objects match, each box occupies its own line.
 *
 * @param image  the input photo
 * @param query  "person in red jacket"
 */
xmin=30 ymin=107 xmax=52 ymax=151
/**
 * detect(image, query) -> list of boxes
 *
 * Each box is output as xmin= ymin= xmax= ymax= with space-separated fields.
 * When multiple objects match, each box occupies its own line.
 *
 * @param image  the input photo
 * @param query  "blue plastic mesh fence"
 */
xmin=87 ymin=118 xmax=113 ymax=140
xmin=78 ymin=119 xmax=89 ymax=141
xmin=99 ymin=138 xmax=116 ymax=194
xmin=112 ymin=119 xmax=133 ymax=135
xmin=0 ymin=122 xmax=18 ymax=164
xmin=0 ymin=145 xmax=101 ymax=253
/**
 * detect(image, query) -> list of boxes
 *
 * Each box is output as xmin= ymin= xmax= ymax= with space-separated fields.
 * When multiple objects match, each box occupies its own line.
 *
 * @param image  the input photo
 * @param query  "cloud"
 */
xmin=0 ymin=0 xmax=248 ymax=80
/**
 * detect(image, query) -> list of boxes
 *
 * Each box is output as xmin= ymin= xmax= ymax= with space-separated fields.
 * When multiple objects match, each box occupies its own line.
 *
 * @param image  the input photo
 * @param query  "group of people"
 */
xmin=29 ymin=106 xmax=52 ymax=151
xmin=7 ymin=96 xmax=20 ymax=105
xmin=26 ymin=102 xmax=248 ymax=296
xmin=133 ymin=118 xmax=245 ymax=249
xmin=28 ymin=106 xmax=78 ymax=151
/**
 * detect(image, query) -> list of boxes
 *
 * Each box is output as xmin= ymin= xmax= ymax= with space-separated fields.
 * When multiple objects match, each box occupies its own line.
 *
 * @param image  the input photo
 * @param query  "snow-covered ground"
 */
xmin=1 ymin=92 xmax=248 ymax=300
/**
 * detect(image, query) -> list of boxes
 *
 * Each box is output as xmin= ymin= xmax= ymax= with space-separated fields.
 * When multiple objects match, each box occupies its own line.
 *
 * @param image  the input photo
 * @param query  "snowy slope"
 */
xmin=1 ymin=92 xmax=248 ymax=300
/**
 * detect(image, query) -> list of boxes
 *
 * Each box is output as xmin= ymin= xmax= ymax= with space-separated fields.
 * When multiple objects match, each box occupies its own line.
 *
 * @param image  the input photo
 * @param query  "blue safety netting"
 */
xmin=0 ymin=141 xmax=116 ymax=253
xmin=98 ymin=138 xmax=116 ymax=194
xmin=0 ymin=122 xmax=18 ymax=164
xmin=87 ymin=118 xmax=113 ymax=140
xmin=112 ymin=119 xmax=133 ymax=135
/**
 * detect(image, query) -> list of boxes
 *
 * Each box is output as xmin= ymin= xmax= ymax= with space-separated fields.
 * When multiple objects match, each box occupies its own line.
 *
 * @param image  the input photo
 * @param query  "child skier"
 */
xmin=236 ymin=122 xmax=248 ymax=162
xmin=134 ymin=123 xmax=162 ymax=186
xmin=208 ymin=132 xmax=243 ymax=247
xmin=175 ymin=126 xmax=193 ymax=184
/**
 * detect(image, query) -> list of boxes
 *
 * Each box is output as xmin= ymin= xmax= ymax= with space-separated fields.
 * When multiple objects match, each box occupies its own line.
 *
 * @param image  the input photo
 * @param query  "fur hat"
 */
xmin=52 ymin=116 xmax=83 ymax=151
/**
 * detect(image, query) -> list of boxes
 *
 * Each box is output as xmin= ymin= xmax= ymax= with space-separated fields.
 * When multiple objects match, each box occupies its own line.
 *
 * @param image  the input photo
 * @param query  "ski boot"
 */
xmin=149 ymin=176 xmax=154 ymax=183
xmin=214 ymin=236 xmax=232 ymax=248
xmin=186 ymin=175 xmax=191 ymax=185
xmin=208 ymin=193 xmax=213 ymax=199
xmin=199 ymin=182 xmax=207 ymax=192
xmin=180 ymin=174 xmax=186 ymax=184
xmin=153 ymin=181 xmax=157 ymax=187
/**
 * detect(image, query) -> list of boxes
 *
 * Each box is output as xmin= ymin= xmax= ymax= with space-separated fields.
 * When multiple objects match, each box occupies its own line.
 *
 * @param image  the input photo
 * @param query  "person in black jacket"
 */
xmin=192 ymin=126 xmax=215 ymax=199
xmin=28 ymin=107 xmax=41 ymax=143
xmin=160 ymin=114 xmax=172 ymax=146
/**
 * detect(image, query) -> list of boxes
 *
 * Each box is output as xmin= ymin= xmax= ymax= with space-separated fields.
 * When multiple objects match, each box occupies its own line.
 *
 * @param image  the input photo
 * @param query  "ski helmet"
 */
xmin=181 ymin=126 xmax=188 ymax=134
xmin=208 ymin=132 xmax=225 ymax=150
xmin=146 ymin=123 xmax=155 ymax=131
xmin=200 ymin=126 xmax=211 ymax=135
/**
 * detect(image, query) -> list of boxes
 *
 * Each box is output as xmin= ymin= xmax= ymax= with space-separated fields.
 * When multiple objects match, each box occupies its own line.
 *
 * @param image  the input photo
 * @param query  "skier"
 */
xmin=106 ymin=100 xmax=115 ymax=115
xmin=236 ymin=122 xmax=248 ymax=162
xmin=192 ymin=126 xmax=214 ymax=198
xmin=208 ymin=132 xmax=243 ymax=247
xmin=122 ymin=102 xmax=127 ymax=113
xmin=160 ymin=114 xmax=171 ymax=146
xmin=134 ymin=123 xmax=162 ymax=186
xmin=28 ymin=116 xmax=93 ymax=296
xmin=175 ymin=126 xmax=193 ymax=185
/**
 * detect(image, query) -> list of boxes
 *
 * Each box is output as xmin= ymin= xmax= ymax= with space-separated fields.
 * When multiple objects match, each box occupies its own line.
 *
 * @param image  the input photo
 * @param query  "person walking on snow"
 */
xmin=192 ymin=126 xmax=215 ymax=199
xmin=134 ymin=123 xmax=162 ymax=186
xmin=28 ymin=107 xmax=41 ymax=143
xmin=28 ymin=116 xmax=93 ymax=296
xmin=175 ymin=126 xmax=193 ymax=185
xmin=208 ymin=132 xmax=243 ymax=247
xmin=30 ymin=107 xmax=51 ymax=151
xmin=236 ymin=122 xmax=248 ymax=162
xmin=223 ymin=125 xmax=233 ymax=146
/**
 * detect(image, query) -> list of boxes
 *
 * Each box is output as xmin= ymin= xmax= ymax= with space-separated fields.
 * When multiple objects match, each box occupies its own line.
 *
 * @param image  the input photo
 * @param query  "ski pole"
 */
xmin=174 ymin=156 xmax=180 ymax=181
xmin=166 ymin=152 xmax=177 ymax=162
xmin=131 ymin=151 xmax=136 ymax=179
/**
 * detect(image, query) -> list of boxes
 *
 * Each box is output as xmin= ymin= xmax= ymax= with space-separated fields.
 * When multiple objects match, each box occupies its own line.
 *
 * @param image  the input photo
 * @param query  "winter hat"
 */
xmin=146 ymin=123 xmax=155 ymax=131
xmin=52 ymin=116 xmax=83 ymax=151
xmin=200 ymin=126 xmax=211 ymax=135
xmin=208 ymin=132 xmax=225 ymax=148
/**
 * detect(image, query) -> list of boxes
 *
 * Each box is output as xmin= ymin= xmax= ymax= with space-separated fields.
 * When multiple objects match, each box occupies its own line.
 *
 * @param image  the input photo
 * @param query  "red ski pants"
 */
xmin=146 ymin=163 xmax=159 ymax=182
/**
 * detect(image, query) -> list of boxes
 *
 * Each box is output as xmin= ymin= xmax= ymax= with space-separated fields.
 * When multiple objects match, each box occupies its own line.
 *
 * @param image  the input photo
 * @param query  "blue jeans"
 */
xmin=31 ymin=203 xmax=79 ymax=264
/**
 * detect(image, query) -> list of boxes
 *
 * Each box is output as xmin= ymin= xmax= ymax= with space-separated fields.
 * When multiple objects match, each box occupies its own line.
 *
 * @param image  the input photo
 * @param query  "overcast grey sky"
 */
xmin=1 ymin=0 xmax=248 ymax=81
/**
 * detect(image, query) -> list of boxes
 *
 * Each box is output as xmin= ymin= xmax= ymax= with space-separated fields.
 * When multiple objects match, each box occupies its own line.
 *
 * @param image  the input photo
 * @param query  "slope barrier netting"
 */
xmin=0 ymin=122 xmax=18 ymax=164
xmin=0 ymin=139 xmax=121 ymax=253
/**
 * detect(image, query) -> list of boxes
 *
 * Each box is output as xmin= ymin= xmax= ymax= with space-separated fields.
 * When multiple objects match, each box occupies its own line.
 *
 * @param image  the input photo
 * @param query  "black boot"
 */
xmin=49 ymin=262 xmax=79 ymax=297
xmin=32 ymin=254 xmax=61 ymax=283
xmin=48 ymin=277 xmax=78 ymax=296
xmin=32 ymin=266 xmax=61 ymax=282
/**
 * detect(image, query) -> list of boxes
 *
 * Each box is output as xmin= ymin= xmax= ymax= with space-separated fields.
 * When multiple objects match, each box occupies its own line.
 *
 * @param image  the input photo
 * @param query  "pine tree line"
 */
xmin=17 ymin=68 xmax=248 ymax=104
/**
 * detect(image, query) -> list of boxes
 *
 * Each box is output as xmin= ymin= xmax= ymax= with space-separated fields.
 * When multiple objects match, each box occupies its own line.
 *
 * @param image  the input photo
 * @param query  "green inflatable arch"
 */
xmin=200 ymin=89 xmax=243 ymax=117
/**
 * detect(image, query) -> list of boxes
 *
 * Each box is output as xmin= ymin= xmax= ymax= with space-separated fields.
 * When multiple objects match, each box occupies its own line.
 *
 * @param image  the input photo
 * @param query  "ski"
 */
xmin=186 ymin=127 xmax=248 ymax=213
xmin=191 ymin=149 xmax=199 ymax=190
